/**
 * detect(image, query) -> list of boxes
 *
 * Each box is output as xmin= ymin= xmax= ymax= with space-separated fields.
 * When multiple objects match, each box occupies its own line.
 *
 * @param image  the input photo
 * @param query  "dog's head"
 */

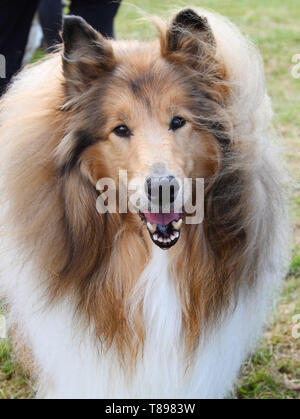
xmin=58 ymin=10 xmax=229 ymax=250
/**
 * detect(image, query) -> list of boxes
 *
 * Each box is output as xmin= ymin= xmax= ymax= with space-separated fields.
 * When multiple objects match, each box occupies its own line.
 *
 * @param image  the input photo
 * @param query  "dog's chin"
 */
xmin=139 ymin=211 xmax=183 ymax=250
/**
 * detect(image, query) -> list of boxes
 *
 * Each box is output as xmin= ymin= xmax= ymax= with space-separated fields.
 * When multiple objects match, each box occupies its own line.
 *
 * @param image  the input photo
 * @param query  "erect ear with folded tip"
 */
xmin=61 ymin=16 xmax=116 ymax=95
xmin=161 ymin=9 xmax=216 ymax=67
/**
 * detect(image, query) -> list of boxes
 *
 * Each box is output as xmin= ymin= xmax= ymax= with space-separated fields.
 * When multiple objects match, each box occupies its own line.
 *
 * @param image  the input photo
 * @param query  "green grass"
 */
xmin=289 ymin=247 xmax=300 ymax=277
xmin=0 ymin=340 xmax=34 ymax=399
xmin=1 ymin=0 xmax=300 ymax=399
xmin=237 ymin=274 xmax=300 ymax=399
xmin=0 ymin=306 xmax=33 ymax=399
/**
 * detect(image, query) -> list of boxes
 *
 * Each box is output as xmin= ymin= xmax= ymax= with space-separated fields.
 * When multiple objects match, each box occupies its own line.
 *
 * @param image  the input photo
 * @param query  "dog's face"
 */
xmin=60 ymin=10 xmax=226 ymax=249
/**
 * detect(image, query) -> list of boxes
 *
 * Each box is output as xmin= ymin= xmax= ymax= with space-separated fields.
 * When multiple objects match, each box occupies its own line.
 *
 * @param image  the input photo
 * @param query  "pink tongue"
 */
xmin=144 ymin=212 xmax=181 ymax=226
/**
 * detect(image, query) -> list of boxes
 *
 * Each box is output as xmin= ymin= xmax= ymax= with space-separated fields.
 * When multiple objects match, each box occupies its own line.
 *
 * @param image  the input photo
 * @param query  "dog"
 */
xmin=0 ymin=8 xmax=289 ymax=398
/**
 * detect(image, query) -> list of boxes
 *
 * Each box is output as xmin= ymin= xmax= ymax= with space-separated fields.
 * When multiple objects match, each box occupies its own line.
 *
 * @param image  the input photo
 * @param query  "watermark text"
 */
xmin=291 ymin=54 xmax=300 ymax=79
xmin=292 ymin=314 xmax=300 ymax=339
xmin=96 ymin=171 xmax=204 ymax=224
xmin=0 ymin=315 xmax=6 ymax=339
xmin=0 ymin=54 xmax=6 ymax=79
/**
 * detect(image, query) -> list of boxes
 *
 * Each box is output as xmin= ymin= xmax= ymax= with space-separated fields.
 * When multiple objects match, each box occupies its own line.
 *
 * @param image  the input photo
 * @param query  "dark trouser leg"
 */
xmin=38 ymin=0 xmax=63 ymax=50
xmin=0 ymin=0 xmax=40 ymax=96
xmin=69 ymin=0 xmax=122 ymax=38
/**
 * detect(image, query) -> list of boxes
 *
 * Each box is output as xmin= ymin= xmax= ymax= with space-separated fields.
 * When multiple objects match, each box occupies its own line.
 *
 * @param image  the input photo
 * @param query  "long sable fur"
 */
xmin=0 ymin=9 xmax=288 ymax=366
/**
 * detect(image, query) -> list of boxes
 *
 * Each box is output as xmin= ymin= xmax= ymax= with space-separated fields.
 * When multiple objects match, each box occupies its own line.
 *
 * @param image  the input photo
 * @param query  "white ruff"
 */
xmin=0 ymin=9 xmax=288 ymax=397
xmin=0 ymin=240 xmax=279 ymax=399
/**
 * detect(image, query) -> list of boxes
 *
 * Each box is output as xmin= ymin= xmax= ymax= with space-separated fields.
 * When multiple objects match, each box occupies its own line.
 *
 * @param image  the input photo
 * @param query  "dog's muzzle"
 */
xmin=139 ymin=175 xmax=183 ymax=250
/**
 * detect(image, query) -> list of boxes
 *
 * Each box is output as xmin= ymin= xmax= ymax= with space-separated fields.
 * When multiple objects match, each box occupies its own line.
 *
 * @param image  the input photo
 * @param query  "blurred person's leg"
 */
xmin=38 ymin=0 xmax=62 ymax=50
xmin=70 ymin=0 xmax=122 ymax=38
xmin=0 ymin=0 xmax=40 ymax=95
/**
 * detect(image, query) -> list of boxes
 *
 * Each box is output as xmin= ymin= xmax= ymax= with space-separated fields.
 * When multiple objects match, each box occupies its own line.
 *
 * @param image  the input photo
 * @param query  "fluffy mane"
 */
xmin=0 ymin=8 xmax=289 ymax=373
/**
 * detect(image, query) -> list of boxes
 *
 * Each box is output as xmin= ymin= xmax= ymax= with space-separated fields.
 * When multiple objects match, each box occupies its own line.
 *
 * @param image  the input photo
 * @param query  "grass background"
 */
xmin=1 ymin=0 xmax=299 ymax=399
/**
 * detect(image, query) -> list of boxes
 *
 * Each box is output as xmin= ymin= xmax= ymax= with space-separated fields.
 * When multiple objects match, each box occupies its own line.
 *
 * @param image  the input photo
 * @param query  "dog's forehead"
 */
xmin=112 ymin=40 xmax=178 ymax=83
xmin=103 ymin=42 xmax=189 ymax=106
xmin=102 ymin=70 xmax=188 ymax=121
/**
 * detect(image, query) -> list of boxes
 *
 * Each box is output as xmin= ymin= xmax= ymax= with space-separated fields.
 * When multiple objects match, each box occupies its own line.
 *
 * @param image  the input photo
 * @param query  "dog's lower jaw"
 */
xmin=139 ymin=212 xmax=183 ymax=250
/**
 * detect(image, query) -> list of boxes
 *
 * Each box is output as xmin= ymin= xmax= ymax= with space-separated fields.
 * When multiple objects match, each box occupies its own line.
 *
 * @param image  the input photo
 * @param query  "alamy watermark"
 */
xmin=0 ymin=315 xmax=6 ymax=339
xmin=291 ymin=54 xmax=300 ymax=79
xmin=0 ymin=54 xmax=6 ymax=79
xmin=96 ymin=170 xmax=204 ymax=224
xmin=292 ymin=314 xmax=300 ymax=339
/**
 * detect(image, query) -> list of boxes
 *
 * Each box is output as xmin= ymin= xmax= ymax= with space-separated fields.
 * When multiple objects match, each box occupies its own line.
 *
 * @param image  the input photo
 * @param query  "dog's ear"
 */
xmin=62 ymin=16 xmax=116 ymax=95
xmin=161 ymin=9 xmax=216 ymax=67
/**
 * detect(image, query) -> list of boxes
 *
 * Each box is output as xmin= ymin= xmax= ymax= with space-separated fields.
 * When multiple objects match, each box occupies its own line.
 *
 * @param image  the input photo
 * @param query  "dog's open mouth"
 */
xmin=139 ymin=212 xmax=183 ymax=249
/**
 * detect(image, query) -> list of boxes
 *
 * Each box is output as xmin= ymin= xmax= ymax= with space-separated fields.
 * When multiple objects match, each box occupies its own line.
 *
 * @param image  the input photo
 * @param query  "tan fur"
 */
xmin=0 ymin=10 xmax=286 ymax=371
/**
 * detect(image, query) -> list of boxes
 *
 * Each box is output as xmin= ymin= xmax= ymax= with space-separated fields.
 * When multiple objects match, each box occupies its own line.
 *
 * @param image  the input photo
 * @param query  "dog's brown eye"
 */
xmin=170 ymin=116 xmax=186 ymax=131
xmin=113 ymin=125 xmax=132 ymax=138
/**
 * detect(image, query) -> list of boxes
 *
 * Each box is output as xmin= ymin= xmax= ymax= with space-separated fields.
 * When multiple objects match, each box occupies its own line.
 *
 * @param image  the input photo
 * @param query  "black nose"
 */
xmin=145 ymin=175 xmax=180 ymax=206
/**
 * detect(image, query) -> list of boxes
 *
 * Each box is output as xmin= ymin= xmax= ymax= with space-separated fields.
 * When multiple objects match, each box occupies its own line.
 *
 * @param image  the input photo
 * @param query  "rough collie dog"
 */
xmin=0 ymin=8 xmax=289 ymax=398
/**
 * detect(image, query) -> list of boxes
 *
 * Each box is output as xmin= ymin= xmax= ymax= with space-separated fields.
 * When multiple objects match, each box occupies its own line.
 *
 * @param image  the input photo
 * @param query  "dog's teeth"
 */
xmin=147 ymin=222 xmax=157 ymax=234
xmin=153 ymin=234 xmax=158 ymax=241
xmin=172 ymin=219 xmax=183 ymax=231
xmin=158 ymin=237 xmax=163 ymax=243
xmin=170 ymin=234 xmax=176 ymax=241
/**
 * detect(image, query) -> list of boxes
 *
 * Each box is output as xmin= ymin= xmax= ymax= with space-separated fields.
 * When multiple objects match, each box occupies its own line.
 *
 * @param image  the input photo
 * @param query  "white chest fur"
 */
xmin=1 ymin=241 xmax=274 ymax=398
